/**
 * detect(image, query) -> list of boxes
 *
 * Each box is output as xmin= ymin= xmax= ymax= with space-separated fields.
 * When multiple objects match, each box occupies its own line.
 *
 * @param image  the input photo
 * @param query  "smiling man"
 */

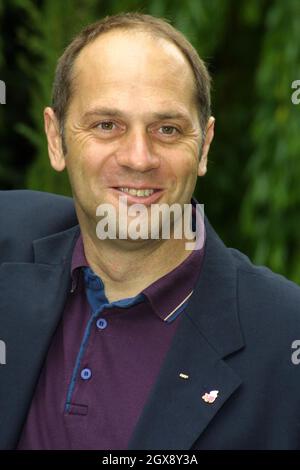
xmin=44 ymin=23 xmax=213 ymax=302
xmin=1 ymin=13 xmax=300 ymax=451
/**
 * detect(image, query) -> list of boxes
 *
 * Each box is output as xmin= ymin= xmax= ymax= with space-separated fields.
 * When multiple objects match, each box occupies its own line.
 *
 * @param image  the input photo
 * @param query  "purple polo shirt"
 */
xmin=17 ymin=205 xmax=205 ymax=450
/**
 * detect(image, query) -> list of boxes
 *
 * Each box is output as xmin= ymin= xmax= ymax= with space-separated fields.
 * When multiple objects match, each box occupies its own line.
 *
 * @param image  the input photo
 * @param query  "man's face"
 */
xmin=46 ymin=30 xmax=213 ymax=236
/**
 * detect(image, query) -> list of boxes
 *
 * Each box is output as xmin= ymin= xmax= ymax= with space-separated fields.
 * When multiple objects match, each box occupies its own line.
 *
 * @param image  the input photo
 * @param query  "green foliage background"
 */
xmin=1 ymin=0 xmax=300 ymax=282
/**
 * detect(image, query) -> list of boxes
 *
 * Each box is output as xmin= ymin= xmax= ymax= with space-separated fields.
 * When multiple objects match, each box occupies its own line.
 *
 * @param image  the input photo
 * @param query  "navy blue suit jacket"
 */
xmin=1 ymin=190 xmax=300 ymax=450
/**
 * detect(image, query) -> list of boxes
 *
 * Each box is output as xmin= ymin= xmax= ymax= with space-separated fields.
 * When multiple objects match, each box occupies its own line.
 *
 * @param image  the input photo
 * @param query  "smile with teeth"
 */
xmin=117 ymin=188 xmax=157 ymax=197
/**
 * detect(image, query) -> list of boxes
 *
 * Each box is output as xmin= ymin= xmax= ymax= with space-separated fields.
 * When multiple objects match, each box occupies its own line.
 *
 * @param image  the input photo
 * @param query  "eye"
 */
xmin=158 ymin=126 xmax=179 ymax=136
xmin=96 ymin=121 xmax=116 ymax=131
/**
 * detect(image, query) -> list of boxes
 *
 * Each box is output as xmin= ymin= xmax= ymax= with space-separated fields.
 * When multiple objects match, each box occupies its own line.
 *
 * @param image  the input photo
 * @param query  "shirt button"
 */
xmin=96 ymin=318 xmax=108 ymax=330
xmin=81 ymin=368 xmax=92 ymax=380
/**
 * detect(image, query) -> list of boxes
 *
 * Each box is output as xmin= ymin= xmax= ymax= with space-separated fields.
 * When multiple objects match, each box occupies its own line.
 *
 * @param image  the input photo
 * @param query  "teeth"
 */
xmin=118 ymin=188 xmax=155 ymax=197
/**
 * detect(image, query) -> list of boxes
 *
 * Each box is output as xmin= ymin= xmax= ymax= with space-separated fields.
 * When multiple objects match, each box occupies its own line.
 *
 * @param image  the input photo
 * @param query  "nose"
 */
xmin=116 ymin=127 xmax=160 ymax=172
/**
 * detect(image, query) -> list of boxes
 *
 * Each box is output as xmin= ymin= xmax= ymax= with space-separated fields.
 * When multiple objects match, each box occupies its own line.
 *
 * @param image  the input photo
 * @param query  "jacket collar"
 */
xmin=33 ymin=224 xmax=80 ymax=265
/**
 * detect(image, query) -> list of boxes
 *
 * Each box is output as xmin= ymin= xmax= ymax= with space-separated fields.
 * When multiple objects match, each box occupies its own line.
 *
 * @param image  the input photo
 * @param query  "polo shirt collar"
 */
xmin=70 ymin=198 xmax=205 ymax=323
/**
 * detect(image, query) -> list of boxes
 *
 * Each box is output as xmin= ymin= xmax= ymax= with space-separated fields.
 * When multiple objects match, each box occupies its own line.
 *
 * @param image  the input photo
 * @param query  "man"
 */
xmin=1 ymin=13 xmax=300 ymax=450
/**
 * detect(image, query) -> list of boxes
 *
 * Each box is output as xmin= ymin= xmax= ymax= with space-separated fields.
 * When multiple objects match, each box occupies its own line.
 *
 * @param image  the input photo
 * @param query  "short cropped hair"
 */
xmin=52 ymin=12 xmax=211 ymax=151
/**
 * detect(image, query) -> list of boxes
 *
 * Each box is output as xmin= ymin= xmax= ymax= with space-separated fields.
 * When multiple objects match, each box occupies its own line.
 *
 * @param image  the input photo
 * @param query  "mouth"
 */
xmin=111 ymin=187 xmax=164 ymax=205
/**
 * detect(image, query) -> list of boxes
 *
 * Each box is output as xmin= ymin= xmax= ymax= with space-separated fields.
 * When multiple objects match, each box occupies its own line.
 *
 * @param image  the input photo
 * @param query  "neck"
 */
xmin=80 ymin=223 xmax=194 ymax=302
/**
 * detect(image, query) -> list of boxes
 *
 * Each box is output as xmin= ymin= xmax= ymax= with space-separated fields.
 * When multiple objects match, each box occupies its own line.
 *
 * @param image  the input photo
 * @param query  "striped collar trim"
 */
xmin=163 ymin=290 xmax=194 ymax=323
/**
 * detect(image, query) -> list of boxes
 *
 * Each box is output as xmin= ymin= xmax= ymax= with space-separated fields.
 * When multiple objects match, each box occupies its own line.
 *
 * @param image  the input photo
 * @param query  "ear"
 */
xmin=198 ymin=116 xmax=215 ymax=177
xmin=44 ymin=107 xmax=66 ymax=172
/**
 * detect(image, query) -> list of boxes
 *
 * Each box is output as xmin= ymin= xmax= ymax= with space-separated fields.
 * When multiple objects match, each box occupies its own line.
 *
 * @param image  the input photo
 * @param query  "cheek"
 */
xmin=183 ymin=140 xmax=201 ymax=164
xmin=66 ymin=136 xmax=108 ymax=176
xmin=172 ymin=152 xmax=199 ymax=180
xmin=181 ymin=141 xmax=200 ymax=176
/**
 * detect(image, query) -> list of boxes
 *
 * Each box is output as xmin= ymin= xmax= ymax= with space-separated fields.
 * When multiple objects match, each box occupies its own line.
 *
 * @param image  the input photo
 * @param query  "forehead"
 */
xmin=71 ymin=30 xmax=197 ymax=113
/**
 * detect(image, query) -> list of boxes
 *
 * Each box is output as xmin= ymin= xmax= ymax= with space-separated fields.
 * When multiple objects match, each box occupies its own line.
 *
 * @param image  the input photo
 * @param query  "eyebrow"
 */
xmin=82 ymin=107 xmax=192 ymax=123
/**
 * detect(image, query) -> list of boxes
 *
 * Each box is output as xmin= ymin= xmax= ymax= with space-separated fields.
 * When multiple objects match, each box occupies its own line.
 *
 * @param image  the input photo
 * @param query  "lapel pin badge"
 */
xmin=179 ymin=373 xmax=189 ymax=379
xmin=202 ymin=390 xmax=219 ymax=404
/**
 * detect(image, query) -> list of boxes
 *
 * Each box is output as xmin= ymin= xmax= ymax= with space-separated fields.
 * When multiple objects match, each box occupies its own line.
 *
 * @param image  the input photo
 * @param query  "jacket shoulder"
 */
xmin=229 ymin=247 xmax=300 ymax=334
xmin=0 ymin=190 xmax=77 ymax=262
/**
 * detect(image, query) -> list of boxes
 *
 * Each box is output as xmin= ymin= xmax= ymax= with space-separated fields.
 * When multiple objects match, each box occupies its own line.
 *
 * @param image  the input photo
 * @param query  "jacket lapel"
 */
xmin=128 ymin=220 xmax=245 ymax=450
xmin=0 ymin=225 xmax=80 ymax=449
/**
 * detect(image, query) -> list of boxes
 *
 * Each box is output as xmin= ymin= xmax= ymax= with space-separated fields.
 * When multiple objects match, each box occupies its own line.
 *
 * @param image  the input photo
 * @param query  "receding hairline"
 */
xmin=70 ymin=27 xmax=198 ymax=104
xmin=51 ymin=13 xmax=211 ymax=153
